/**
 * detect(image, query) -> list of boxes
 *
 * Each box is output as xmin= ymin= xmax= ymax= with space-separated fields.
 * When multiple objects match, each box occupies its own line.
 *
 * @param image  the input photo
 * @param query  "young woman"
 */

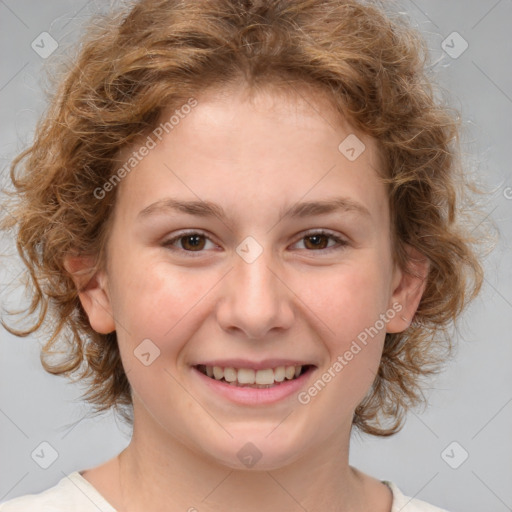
xmin=0 ymin=1 xmax=484 ymax=510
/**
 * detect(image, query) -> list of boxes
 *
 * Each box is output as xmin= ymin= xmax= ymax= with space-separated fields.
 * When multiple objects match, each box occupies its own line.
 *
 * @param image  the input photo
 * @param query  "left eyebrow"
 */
xmin=280 ymin=197 xmax=371 ymax=220
xmin=136 ymin=196 xmax=371 ymax=226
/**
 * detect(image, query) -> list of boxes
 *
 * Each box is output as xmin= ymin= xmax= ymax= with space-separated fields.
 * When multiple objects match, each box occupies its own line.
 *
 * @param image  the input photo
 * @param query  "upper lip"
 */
xmin=194 ymin=359 xmax=315 ymax=370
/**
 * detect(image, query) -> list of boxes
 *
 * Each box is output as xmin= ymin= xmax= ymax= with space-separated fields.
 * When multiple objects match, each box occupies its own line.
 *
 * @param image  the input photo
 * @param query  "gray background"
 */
xmin=0 ymin=1 xmax=511 ymax=511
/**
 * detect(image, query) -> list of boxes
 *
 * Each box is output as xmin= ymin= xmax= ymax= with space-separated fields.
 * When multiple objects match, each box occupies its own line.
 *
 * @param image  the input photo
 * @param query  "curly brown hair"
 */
xmin=1 ymin=0 xmax=485 ymax=436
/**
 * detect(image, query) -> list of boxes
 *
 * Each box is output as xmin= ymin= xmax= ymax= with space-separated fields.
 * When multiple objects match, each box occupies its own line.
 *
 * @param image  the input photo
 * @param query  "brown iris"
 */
xmin=180 ymin=234 xmax=206 ymax=251
xmin=303 ymin=234 xmax=329 ymax=250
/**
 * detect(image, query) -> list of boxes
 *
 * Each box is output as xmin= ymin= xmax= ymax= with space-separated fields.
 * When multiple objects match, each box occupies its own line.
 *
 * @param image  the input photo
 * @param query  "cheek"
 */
xmin=293 ymin=262 xmax=392 ymax=422
xmin=109 ymin=260 xmax=211 ymax=403
xmin=298 ymin=259 xmax=391 ymax=397
xmin=108 ymin=255 xmax=210 ymax=347
xmin=303 ymin=259 xmax=391 ymax=343
xmin=109 ymin=255 xmax=236 ymax=386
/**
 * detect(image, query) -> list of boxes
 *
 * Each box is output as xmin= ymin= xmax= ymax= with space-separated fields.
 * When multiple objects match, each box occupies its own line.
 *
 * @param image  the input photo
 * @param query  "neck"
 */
xmin=115 ymin=408 xmax=368 ymax=512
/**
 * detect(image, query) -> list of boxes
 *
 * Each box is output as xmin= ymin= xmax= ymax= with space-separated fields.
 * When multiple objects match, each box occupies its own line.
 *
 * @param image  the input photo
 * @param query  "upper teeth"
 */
xmin=203 ymin=365 xmax=303 ymax=385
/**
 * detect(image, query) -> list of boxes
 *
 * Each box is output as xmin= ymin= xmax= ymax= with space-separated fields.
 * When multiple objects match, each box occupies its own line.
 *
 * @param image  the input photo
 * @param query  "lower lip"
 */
xmin=192 ymin=366 xmax=316 ymax=405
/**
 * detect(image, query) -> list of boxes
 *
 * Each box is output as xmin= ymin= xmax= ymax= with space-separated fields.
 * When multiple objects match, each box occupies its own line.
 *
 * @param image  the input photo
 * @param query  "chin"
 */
xmin=202 ymin=434 xmax=307 ymax=471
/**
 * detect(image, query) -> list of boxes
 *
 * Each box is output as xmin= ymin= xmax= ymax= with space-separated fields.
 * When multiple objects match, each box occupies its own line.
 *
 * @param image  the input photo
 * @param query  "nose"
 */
xmin=215 ymin=248 xmax=295 ymax=340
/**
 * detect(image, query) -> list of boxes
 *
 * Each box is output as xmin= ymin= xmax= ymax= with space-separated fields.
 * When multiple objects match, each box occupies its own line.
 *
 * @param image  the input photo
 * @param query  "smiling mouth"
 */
xmin=195 ymin=364 xmax=313 ymax=388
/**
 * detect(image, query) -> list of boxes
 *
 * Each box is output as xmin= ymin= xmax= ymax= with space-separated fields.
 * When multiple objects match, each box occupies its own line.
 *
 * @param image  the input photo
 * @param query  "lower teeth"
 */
xmin=229 ymin=382 xmax=278 ymax=388
xmin=225 ymin=380 xmax=279 ymax=388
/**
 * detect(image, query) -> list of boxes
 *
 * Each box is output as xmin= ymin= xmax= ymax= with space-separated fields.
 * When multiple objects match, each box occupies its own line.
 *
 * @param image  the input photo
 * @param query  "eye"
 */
xmin=162 ymin=231 xmax=217 ymax=254
xmin=292 ymin=230 xmax=348 ymax=252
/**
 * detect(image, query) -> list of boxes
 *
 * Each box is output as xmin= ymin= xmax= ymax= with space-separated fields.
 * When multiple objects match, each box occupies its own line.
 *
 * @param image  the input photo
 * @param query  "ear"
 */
xmin=386 ymin=245 xmax=429 ymax=333
xmin=64 ymin=255 xmax=116 ymax=334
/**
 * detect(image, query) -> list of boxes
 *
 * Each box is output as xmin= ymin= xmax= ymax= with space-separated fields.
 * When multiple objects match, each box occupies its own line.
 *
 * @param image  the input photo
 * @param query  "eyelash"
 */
xmin=161 ymin=229 xmax=348 ymax=257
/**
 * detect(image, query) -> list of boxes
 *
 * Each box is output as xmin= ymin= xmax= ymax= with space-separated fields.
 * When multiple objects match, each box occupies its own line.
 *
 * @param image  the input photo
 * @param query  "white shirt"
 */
xmin=0 ymin=471 xmax=449 ymax=511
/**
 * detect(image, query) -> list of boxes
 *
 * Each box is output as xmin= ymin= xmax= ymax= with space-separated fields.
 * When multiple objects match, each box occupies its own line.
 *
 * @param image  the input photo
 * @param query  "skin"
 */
xmin=67 ymin=83 xmax=428 ymax=512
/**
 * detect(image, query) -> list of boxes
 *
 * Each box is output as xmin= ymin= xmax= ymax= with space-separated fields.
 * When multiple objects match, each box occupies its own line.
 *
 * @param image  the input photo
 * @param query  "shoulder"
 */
xmin=0 ymin=471 xmax=116 ymax=512
xmin=385 ymin=481 xmax=450 ymax=512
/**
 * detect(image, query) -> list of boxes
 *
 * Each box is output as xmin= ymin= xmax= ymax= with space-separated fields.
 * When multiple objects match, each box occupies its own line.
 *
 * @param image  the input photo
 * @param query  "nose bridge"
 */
xmin=237 ymin=250 xmax=276 ymax=303
xmin=216 ymin=243 xmax=294 ymax=338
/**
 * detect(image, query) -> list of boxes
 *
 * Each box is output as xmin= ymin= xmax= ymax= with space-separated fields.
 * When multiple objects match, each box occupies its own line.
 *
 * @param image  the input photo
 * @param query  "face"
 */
xmin=74 ymin=84 xmax=423 ymax=470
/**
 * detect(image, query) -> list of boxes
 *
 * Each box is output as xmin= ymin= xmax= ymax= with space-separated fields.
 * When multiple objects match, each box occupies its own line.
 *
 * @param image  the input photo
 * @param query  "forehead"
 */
xmin=113 ymin=83 xmax=388 ymax=227
xmin=171 ymin=81 xmax=368 ymax=153
xmin=120 ymin=80 xmax=382 ymax=163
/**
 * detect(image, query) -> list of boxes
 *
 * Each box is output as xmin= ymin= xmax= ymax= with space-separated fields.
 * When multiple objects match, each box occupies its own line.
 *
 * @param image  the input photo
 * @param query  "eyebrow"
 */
xmin=137 ymin=196 xmax=371 ymax=227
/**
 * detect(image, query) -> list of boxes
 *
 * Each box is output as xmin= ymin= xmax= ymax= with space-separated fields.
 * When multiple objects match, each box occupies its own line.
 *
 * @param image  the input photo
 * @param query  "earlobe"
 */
xmin=64 ymin=255 xmax=116 ymax=334
xmin=386 ymin=245 xmax=429 ymax=334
